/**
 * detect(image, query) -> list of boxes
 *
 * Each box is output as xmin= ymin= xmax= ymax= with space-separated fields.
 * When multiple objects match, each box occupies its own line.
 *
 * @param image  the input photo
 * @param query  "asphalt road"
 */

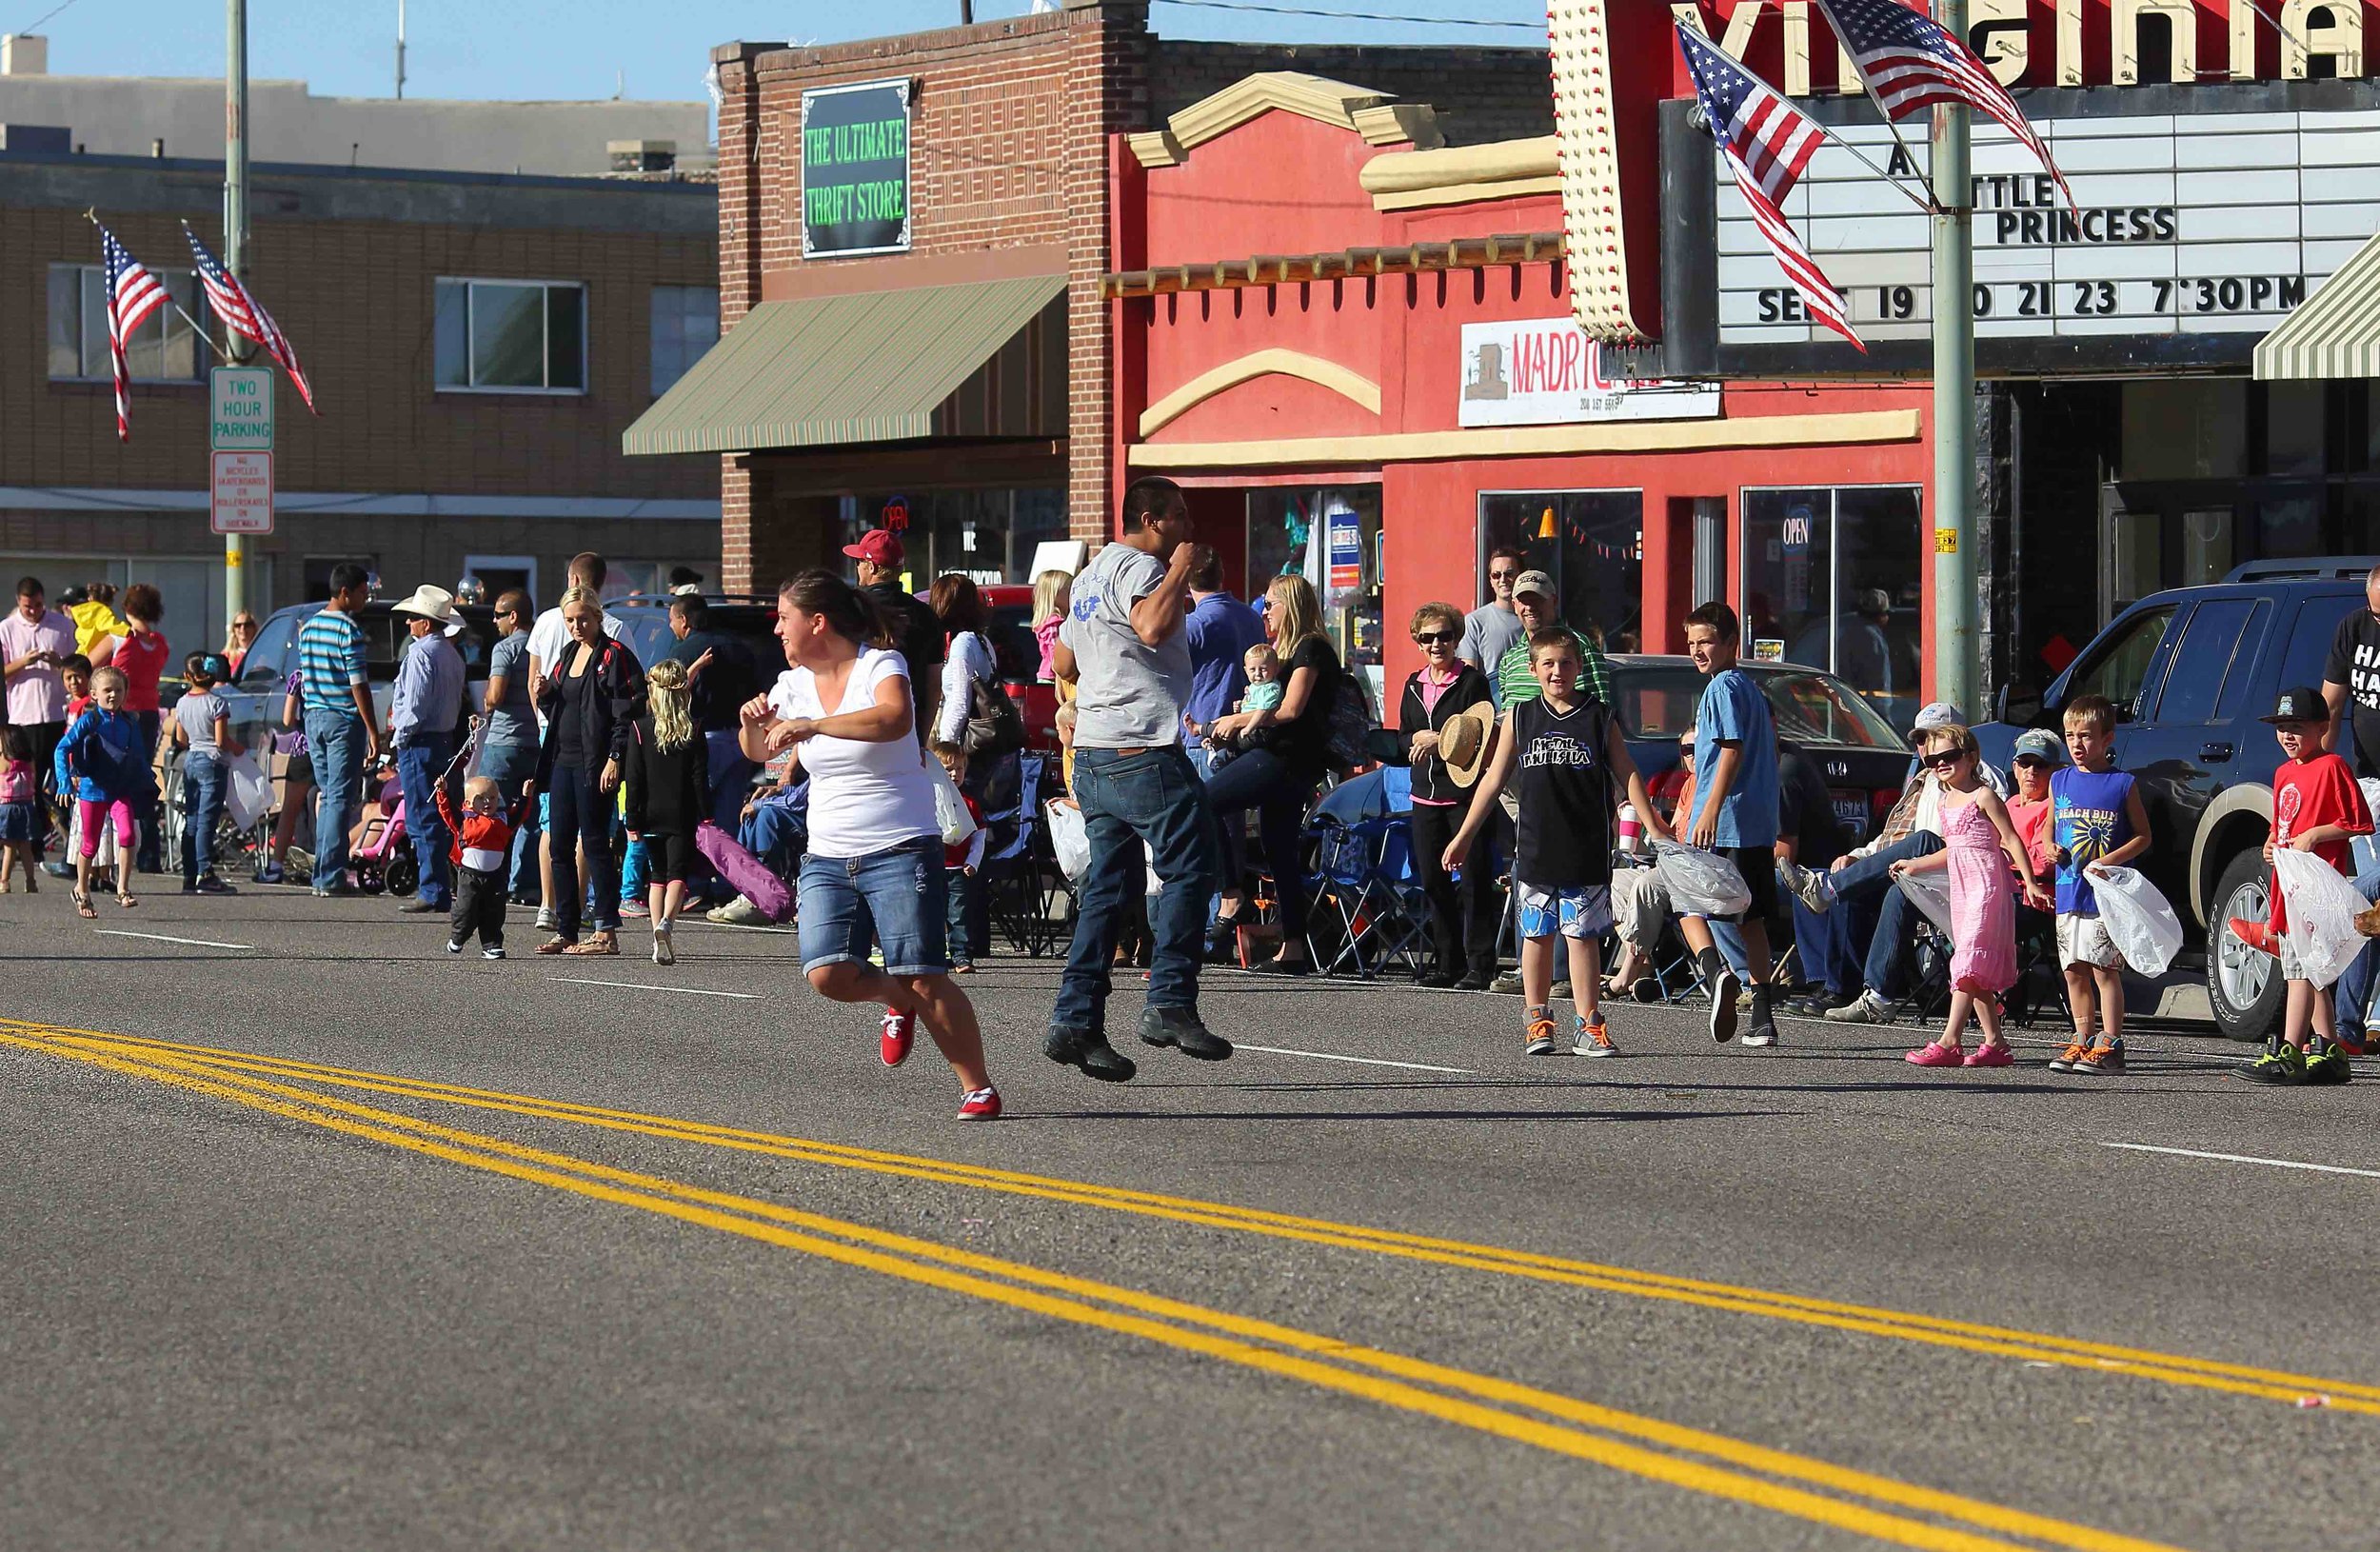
xmin=2 ymin=883 xmax=2372 ymax=1551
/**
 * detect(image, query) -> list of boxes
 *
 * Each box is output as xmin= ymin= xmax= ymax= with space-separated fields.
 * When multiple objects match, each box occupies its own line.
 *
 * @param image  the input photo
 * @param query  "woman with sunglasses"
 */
xmin=1392 ymin=603 xmax=1498 ymax=987
xmin=221 ymin=612 xmax=261 ymax=680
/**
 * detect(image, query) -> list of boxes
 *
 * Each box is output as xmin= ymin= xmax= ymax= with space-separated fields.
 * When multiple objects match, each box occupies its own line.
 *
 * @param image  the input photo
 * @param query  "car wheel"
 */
xmin=2208 ymin=848 xmax=2283 ymax=1043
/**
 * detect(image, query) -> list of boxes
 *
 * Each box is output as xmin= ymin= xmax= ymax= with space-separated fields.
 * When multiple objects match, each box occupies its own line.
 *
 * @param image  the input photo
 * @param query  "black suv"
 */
xmin=1977 ymin=558 xmax=2380 ymax=1041
xmin=605 ymin=593 xmax=783 ymax=686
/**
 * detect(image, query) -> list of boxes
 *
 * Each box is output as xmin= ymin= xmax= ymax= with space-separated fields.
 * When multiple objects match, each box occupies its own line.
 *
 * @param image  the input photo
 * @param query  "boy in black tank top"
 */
xmin=1445 ymin=628 xmax=1659 ymax=1057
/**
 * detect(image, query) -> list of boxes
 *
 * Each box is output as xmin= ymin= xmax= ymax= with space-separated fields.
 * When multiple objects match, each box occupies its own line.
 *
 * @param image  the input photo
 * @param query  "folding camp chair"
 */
xmin=982 ymin=752 xmax=1066 ymax=957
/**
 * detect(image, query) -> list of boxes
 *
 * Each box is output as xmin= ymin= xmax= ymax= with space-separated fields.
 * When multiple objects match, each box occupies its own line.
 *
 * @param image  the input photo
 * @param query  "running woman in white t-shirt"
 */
xmin=739 ymin=571 xmax=999 ymax=1121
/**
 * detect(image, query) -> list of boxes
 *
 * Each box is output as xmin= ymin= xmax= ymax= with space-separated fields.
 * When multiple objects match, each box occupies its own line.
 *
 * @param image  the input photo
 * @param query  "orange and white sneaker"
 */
xmin=1524 ymin=1010 xmax=1558 ymax=1057
xmin=1573 ymin=1012 xmax=1618 ymax=1058
xmin=2047 ymin=1040 xmax=2091 ymax=1073
xmin=2073 ymin=1040 xmax=2127 ymax=1076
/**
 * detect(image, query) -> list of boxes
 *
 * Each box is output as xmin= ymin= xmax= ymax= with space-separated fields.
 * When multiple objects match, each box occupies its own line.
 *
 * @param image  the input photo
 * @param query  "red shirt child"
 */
xmin=2268 ymin=739 xmax=2372 ymax=934
xmin=943 ymin=790 xmax=986 ymax=872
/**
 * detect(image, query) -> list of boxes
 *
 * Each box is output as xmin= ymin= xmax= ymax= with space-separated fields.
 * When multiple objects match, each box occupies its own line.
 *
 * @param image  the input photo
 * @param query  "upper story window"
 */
xmin=434 ymin=278 xmax=585 ymax=393
xmin=649 ymin=285 xmax=719 ymax=398
xmin=47 ymin=264 xmax=209 ymax=383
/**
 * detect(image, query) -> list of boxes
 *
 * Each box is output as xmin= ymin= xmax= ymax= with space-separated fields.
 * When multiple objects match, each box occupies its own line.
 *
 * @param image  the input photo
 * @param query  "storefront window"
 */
xmin=1245 ymin=487 xmax=1385 ymax=690
xmin=837 ymin=487 xmax=1064 ymax=587
xmin=1477 ymin=491 xmax=1644 ymax=651
xmin=1741 ymin=486 xmax=1923 ymax=733
xmin=2121 ymin=380 xmax=2246 ymax=480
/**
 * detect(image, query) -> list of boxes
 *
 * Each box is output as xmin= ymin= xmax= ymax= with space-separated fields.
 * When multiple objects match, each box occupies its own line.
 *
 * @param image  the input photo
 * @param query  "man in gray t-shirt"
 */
xmin=1458 ymin=545 xmax=1528 ymax=670
xmin=1047 ymin=476 xmax=1228 ymax=1081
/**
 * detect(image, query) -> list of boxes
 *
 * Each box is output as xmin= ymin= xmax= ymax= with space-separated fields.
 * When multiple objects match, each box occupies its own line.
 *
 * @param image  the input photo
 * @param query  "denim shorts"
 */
xmin=798 ymin=836 xmax=948 ymax=977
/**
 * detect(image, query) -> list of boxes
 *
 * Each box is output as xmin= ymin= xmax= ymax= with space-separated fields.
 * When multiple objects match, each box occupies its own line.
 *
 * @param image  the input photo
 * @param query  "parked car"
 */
xmin=1975 ymin=557 xmax=2380 ymax=1042
xmin=1605 ymin=654 xmax=1913 ymax=849
xmin=607 ymin=593 xmax=784 ymax=696
xmin=221 ymin=600 xmax=500 ymax=750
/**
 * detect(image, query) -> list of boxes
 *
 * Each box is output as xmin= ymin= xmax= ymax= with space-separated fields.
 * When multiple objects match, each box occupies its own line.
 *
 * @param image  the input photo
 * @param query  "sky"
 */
xmin=11 ymin=0 xmax=1548 ymax=111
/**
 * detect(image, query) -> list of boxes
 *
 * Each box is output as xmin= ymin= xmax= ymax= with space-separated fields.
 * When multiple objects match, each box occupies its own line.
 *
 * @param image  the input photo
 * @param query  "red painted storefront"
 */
xmin=1104 ymin=76 xmax=1934 ymax=706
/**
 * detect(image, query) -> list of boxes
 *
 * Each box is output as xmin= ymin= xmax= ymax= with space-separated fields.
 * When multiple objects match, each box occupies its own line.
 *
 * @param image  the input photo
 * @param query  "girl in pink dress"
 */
xmin=1895 ymin=724 xmax=2052 ymax=1068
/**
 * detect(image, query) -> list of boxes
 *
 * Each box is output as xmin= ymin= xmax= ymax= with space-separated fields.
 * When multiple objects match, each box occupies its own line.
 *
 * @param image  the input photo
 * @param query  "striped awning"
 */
xmin=2254 ymin=229 xmax=2380 ymax=381
xmin=623 ymin=272 xmax=1066 ymax=456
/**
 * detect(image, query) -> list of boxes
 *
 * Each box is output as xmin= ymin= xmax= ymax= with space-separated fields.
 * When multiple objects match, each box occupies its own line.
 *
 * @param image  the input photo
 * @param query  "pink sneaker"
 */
xmin=881 ymin=1007 xmax=916 ymax=1067
xmin=1962 ymin=1043 xmax=2014 ymax=1068
xmin=1905 ymin=1042 xmax=1964 ymax=1067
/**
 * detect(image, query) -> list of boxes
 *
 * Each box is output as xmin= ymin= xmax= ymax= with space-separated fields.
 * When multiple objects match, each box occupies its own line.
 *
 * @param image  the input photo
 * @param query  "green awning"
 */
xmin=2255 ymin=229 xmax=2380 ymax=381
xmin=623 ymin=271 xmax=1066 ymax=456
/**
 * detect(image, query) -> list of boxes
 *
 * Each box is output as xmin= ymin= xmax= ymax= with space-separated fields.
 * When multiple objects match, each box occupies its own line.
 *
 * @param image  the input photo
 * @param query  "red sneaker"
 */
xmin=2228 ymin=917 xmax=2278 ymax=957
xmin=957 ymin=1085 xmax=1002 ymax=1121
xmin=881 ymin=1007 xmax=916 ymax=1067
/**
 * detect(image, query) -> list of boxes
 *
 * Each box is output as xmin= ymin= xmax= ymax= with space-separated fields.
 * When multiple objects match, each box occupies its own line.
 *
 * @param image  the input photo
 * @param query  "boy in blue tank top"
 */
xmin=2047 ymin=694 xmax=2151 ymax=1076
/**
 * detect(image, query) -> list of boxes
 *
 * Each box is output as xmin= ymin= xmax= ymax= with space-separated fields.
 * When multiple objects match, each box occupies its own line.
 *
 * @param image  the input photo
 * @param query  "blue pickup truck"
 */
xmin=1976 ymin=558 xmax=2379 ymax=1042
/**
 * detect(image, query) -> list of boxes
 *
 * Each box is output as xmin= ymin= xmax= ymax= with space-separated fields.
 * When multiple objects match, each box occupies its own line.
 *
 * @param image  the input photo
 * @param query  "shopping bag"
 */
xmin=1045 ymin=798 xmax=1091 ymax=882
xmin=1651 ymin=840 xmax=1752 ymax=918
xmin=694 ymin=821 xmax=790 ymax=923
xmin=2271 ymin=847 xmax=2369 ymax=989
xmin=927 ymin=755 xmax=978 ymax=848
xmin=1894 ymin=865 xmax=1958 ymax=944
xmin=2091 ymin=866 xmax=2183 ymax=978
xmin=222 ymin=750 xmax=272 ymax=832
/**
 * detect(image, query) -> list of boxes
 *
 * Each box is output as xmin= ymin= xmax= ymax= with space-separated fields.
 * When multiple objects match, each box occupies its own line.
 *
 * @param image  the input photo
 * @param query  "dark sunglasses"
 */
xmin=1488 ymin=569 xmax=1520 ymax=583
xmin=1919 ymin=749 xmax=1962 ymax=769
xmin=2013 ymin=755 xmax=2053 ymax=768
xmin=1415 ymin=629 xmax=1458 ymax=645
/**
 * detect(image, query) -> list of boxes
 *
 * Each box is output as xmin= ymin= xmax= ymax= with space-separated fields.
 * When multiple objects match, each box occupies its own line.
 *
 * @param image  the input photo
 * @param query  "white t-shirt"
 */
xmin=767 ymin=647 xmax=939 ymax=860
xmin=526 ymin=605 xmax=626 ymax=729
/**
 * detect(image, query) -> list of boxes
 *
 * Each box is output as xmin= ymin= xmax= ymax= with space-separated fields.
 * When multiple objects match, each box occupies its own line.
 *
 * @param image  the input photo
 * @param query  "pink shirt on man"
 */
xmin=0 ymin=607 xmax=75 ymax=724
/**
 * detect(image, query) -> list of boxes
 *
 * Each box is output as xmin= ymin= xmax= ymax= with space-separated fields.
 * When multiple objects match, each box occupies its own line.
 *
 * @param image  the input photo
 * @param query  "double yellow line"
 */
xmin=19 ymin=1019 xmax=2374 ymax=1418
xmin=1 ymin=1019 xmax=2191 ymax=1552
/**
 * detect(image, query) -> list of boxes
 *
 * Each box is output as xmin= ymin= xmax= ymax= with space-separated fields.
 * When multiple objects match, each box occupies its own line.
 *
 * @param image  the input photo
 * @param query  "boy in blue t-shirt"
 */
xmin=2046 ymin=693 xmax=2151 ymax=1076
xmin=1679 ymin=601 xmax=1783 ymax=1047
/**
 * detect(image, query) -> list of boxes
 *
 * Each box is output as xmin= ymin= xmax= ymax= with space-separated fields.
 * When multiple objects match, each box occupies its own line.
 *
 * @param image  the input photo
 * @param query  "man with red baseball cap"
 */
xmin=843 ymin=527 xmax=944 ymax=743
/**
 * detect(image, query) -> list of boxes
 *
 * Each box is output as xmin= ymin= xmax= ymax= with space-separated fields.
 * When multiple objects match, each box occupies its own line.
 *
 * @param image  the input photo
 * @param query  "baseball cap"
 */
xmin=2262 ymin=685 xmax=2329 ymax=724
xmin=842 ymin=528 xmax=904 ymax=568
xmin=1913 ymin=700 xmax=1966 ymax=731
xmin=1511 ymin=569 xmax=1557 ymax=603
xmin=2011 ymin=728 xmax=2064 ymax=765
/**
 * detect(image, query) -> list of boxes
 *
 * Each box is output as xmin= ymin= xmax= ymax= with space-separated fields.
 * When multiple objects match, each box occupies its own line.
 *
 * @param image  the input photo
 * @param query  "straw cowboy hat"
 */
xmin=389 ymin=583 xmax=463 ymax=635
xmin=1438 ymin=702 xmax=1497 ymax=788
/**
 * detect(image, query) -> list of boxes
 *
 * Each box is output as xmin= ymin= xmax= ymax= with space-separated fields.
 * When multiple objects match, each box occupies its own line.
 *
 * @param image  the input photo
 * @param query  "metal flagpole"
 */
xmin=223 ymin=0 xmax=250 ymax=626
xmin=1930 ymin=0 xmax=1977 ymax=716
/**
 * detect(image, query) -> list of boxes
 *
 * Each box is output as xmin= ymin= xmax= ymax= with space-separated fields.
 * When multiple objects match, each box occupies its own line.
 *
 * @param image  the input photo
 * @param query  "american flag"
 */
xmin=1677 ymin=26 xmax=1864 ymax=351
xmin=183 ymin=223 xmax=319 ymax=415
xmin=1814 ymin=0 xmax=2071 ymax=205
xmin=96 ymin=224 xmax=169 ymax=443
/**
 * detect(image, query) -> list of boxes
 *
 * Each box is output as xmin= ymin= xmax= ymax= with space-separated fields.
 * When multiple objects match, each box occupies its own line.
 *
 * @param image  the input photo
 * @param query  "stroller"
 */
xmin=350 ymin=756 xmax=419 ymax=897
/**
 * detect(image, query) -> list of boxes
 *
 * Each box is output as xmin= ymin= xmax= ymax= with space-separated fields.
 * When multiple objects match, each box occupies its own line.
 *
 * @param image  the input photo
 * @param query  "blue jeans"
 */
xmin=395 ymin=733 xmax=457 ymax=909
xmin=946 ymin=865 xmax=977 ymax=967
xmin=179 ymin=751 xmax=226 ymax=883
xmin=2337 ymin=861 xmax=2380 ymax=1037
xmin=481 ymin=740 xmax=540 ymax=898
xmin=797 ymin=838 xmax=946 ymax=976
xmin=1827 ymin=832 xmax=1944 ymax=999
xmin=742 ymin=791 xmax=808 ymax=880
xmin=1056 ymin=746 xmax=1218 ymax=1034
xmin=303 ymin=708 xmax=367 ymax=890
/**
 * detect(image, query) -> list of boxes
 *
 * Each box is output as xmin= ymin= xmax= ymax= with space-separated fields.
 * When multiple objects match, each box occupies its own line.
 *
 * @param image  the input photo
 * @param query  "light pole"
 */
xmin=223 ymin=0 xmax=250 ymax=626
xmin=1930 ymin=0 xmax=1977 ymax=716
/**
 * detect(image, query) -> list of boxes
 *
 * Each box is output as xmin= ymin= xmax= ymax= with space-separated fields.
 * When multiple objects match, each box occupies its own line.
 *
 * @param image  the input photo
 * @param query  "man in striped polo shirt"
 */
xmin=1493 ymin=570 xmax=1614 ymax=710
xmin=298 ymin=563 xmax=379 ymax=896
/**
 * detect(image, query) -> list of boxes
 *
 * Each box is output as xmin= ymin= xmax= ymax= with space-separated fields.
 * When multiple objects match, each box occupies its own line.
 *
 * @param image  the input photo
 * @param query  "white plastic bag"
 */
xmin=2091 ymin=865 xmax=2183 ymax=978
xmin=1651 ymin=840 xmax=1752 ymax=918
xmin=1046 ymin=798 xmax=1091 ymax=882
xmin=2271 ymin=847 xmax=2369 ymax=989
xmin=1894 ymin=865 xmax=1957 ymax=944
xmin=926 ymin=754 xmax=976 ymax=848
xmin=222 ymin=751 xmax=272 ymax=832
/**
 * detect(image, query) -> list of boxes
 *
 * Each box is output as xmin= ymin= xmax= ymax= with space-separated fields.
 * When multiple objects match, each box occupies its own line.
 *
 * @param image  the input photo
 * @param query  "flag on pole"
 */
xmin=1813 ymin=0 xmax=2072 ymax=205
xmin=183 ymin=223 xmax=319 ymax=414
xmin=1676 ymin=27 xmax=1865 ymax=352
xmin=96 ymin=223 xmax=169 ymax=443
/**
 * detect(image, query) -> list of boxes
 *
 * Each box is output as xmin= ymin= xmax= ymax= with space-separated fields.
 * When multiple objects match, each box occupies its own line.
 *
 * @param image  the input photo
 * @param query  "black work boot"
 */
xmin=1140 ymin=1004 xmax=1233 ymax=1062
xmin=1044 ymin=1025 xmax=1138 ymax=1083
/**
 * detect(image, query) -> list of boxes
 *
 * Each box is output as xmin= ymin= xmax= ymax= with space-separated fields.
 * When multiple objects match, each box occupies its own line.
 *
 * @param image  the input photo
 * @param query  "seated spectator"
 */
xmin=1776 ymin=736 xmax=1853 ymax=1015
xmin=708 ymin=760 xmax=808 ymax=926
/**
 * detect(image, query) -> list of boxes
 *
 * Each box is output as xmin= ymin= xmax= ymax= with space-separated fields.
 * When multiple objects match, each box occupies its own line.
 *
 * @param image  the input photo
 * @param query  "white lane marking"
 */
xmin=94 ymin=928 xmax=252 ymax=950
xmin=1235 ymin=1043 xmax=1473 ymax=1075
xmin=2100 ymin=1141 xmax=2380 ymax=1180
xmin=550 ymin=977 xmax=764 ymax=1001
xmin=690 ymin=920 xmax=796 ymax=936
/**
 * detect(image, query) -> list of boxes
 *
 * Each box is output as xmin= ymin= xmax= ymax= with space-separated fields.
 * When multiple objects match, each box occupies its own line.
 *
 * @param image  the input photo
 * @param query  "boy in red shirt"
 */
xmin=2238 ymin=686 xmax=2372 ymax=1085
xmin=437 ymin=739 xmax=534 ymax=960
xmin=935 ymin=744 xmax=988 ymax=974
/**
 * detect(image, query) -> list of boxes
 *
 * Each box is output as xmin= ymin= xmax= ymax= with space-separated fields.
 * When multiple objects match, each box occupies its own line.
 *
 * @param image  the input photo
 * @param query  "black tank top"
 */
xmin=1511 ymin=695 xmax=1615 ymax=889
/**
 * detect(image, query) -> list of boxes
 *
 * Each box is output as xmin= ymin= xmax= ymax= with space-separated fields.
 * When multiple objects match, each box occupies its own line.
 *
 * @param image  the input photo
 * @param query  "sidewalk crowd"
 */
xmin=9 ymin=495 xmax=2380 ymax=1111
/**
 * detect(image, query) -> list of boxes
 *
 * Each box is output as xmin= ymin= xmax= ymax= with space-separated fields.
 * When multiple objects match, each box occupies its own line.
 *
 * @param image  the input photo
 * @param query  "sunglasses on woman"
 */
xmin=1414 ymin=629 xmax=1458 ymax=645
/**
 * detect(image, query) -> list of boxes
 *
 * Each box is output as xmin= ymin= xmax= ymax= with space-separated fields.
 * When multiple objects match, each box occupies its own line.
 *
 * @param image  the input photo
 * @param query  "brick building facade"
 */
xmin=2 ymin=149 xmax=719 ymax=649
